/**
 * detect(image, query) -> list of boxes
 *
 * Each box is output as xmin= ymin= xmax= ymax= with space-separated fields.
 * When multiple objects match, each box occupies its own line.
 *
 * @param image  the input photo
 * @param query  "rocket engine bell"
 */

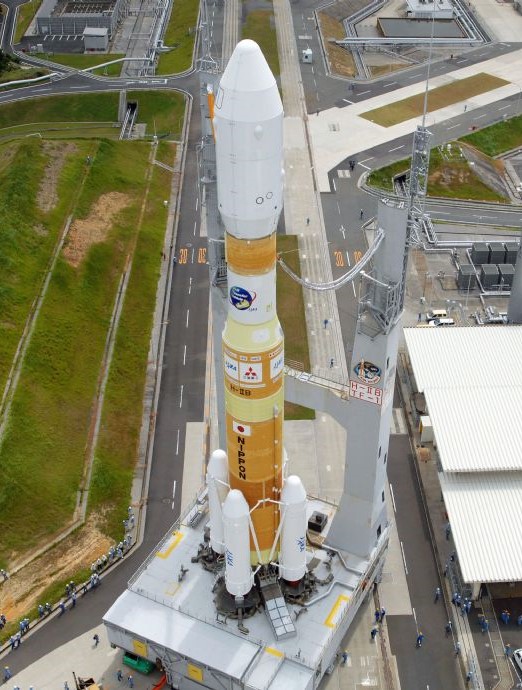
xmin=214 ymin=39 xmax=285 ymax=565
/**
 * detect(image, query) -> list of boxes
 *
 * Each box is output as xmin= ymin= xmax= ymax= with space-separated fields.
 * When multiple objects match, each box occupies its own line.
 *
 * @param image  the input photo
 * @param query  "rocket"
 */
xmin=213 ymin=39 xmax=285 ymax=567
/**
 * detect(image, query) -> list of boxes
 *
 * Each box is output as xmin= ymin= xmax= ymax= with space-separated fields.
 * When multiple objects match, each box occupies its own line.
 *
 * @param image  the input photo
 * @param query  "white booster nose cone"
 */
xmin=207 ymin=449 xmax=229 ymax=555
xmin=213 ymin=39 xmax=284 ymax=240
xmin=279 ymin=475 xmax=307 ymax=583
xmin=223 ymin=489 xmax=254 ymax=596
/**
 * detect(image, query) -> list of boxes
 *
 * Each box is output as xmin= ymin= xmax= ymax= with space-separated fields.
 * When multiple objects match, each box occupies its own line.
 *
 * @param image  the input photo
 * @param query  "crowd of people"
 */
xmin=1 ymin=507 xmax=136 ymax=656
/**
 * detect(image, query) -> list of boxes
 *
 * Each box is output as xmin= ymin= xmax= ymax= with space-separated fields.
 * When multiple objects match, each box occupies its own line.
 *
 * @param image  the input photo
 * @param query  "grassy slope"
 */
xmin=44 ymin=54 xmax=125 ymax=76
xmin=0 ymin=140 xmax=152 ymax=560
xmin=0 ymin=93 xmax=119 ymax=130
xmin=0 ymin=139 xmax=90 ymax=389
xmin=367 ymin=148 xmax=506 ymax=201
xmin=89 ymin=162 xmax=172 ymax=538
xmin=156 ymin=0 xmax=199 ymax=74
xmin=361 ymin=74 xmax=509 ymax=127
xmin=460 ymin=113 xmax=522 ymax=156
xmin=14 ymin=0 xmax=44 ymax=42
xmin=242 ymin=10 xmax=280 ymax=77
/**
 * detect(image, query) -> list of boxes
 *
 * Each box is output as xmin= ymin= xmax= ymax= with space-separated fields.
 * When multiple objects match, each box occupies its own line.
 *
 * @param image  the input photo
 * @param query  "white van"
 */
xmin=428 ymin=318 xmax=455 ymax=327
xmin=426 ymin=309 xmax=447 ymax=321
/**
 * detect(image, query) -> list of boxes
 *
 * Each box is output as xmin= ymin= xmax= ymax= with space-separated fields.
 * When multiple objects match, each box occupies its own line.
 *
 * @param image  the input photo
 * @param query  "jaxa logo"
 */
xmin=225 ymin=548 xmax=233 ymax=566
xmin=296 ymin=536 xmax=306 ymax=553
xmin=230 ymin=286 xmax=256 ymax=311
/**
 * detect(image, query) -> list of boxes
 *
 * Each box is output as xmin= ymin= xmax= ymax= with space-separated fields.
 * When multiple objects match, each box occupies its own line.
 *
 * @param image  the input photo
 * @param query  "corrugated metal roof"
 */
xmin=425 ymin=387 xmax=522 ymax=472
xmin=404 ymin=325 xmax=522 ymax=391
xmin=404 ymin=325 xmax=522 ymax=472
xmin=440 ymin=472 xmax=522 ymax=582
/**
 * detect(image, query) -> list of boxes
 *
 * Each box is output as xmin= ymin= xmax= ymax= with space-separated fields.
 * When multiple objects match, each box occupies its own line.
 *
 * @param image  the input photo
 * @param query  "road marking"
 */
xmin=191 ymin=247 xmax=195 ymax=263
xmin=346 ymin=250 xmax=351 ymax=267
xmin=477 ymin=52 xmax=488 ymax=56
xmin=383 ymin=81 xmax=397 ymax=88
xmin=473 ymin=113 xmax=488 ymax=120
xmin=358 ymin=163 xmax=371 ymax=170
xmin=193 ymin=220 xmax=197 ymax=236
xmin=332 ymin=179 xmax=336 ymax=192
xmin=390 ymin=484 xmax=397 ymax=513
xmin=195 ymin=196 xmax=198 ymax=211
xmin=412 ymin=606 xmax=417 ymax=624
xmin=188 ymin=276 xmax=192 ymax=295
xmin=359 ymin=156 xmax=374 ymax=163
xmin=388 ymin=144 xmax=404 ymax=152
xmin=498 ymin=104 xmax=511 ymax=111
xmin=339 ymin=225 xmax=346 ymax=239
xmin=406 ymin=75 xmax=417 ymax=80
xmin=447 ymin=124 xmax=460 ymax=129
xmin=71 ymin=86 xmax=87 ymax=89
xmin=342 ymin=98 xmax=353 ymax=104
xmin=400 ymin=541 xmax=408 ymax=574
xmin=183 ymin=344 xmax=187 ymax=365
xmin=175 ymin=429 xmax=180 ymax=455
xmin=171 ymin=480 xmax=177 ymax=509
xmin=358 ymin=89 xmax=371 ymax=95
xmin=352 ymin=283 xmax=356 ymax=298
xmin=473 ymin=214 xmax=496 ymax=219
xmin=186 ymin=309 xmax=190 ymax=328
xmin=336 ymin=201 xmax=341 ymax=215
xmin=179 ymin=384 xmax=184 ymax=408
xmin=435 ymin=211 xmax=450 ymax=215
xmin=156 ymin=531 xmax=183 ymax=558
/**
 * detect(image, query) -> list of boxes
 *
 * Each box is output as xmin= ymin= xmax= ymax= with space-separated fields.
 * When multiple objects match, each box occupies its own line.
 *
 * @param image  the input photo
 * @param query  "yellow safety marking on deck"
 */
xmin=164 ymin=582 xmax=181 ymax=597
xmin=324 ymin=595 xmax=350 ymax=628
xmin=265 ymin=647 xmax=284 ymax=658
xmin=156 ymin=531 xmax=183 ymax=559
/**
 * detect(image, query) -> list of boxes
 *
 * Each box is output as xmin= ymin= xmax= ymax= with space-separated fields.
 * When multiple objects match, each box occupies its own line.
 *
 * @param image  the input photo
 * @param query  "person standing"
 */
xmin=416 ymin=632 xmax=424 ymax=648
xmin=434 ymin=587 xmax=441 ymax=603
xmin=4 ymin=666 xmax=12 ymax=682
xmin=445 ymin=621 xmax=453 ymax=637
xmin=370 ymin=627 xmax=378 ymax=641
xmin=127 ymin=676 xmax=134 ymax=688
xmin=116 ymin=670 xmax=123 ymax=682
xmin=93 ymin=633 xmax=100 ymax=647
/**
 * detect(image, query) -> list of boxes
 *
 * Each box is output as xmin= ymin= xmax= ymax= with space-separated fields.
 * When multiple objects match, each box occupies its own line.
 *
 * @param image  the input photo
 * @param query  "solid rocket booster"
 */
xmin=213 ymin=39 xmax=285 ymax=564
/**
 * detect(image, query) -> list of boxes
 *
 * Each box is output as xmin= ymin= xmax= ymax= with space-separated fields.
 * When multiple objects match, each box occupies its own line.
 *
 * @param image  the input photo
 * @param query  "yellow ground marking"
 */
xmin=156 ymin=531 xmax=183 ymax=559
xmin=324 ymin=594 xmax=350 ymax=628
xmin=265 ymin=647 xmax=284 ymax=658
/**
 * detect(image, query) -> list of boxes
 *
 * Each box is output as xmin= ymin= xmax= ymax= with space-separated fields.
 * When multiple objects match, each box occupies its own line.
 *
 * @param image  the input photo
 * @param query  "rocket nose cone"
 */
xmin=220 ymin=39 xmax=277 ymax=94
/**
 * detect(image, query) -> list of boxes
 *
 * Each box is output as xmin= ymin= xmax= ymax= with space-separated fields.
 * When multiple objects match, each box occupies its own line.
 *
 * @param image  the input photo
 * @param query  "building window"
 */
xmin=377 ymin=525 xmax=382 ymax=538
xmin=386 ymin=357 xmax=390 ymax=369
xmin=382 ymin=491 xmax=385 ymax=502
xmin=384 ymin=452 xmax=387 ymax=464
xmin=378 ymin=445 xmax=382 ymax=458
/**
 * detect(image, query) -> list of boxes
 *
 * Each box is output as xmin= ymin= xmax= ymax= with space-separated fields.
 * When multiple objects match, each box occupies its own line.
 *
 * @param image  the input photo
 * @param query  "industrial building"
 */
xmin=403 ymin=325 xmax=522 ymax=598
xmin=36 ymin=0 xmax=129 ymax=38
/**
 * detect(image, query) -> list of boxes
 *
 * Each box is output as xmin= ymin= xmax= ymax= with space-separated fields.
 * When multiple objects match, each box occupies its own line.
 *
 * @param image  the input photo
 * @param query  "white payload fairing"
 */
xmin=208 ymin=39 xmax=308 ymax=593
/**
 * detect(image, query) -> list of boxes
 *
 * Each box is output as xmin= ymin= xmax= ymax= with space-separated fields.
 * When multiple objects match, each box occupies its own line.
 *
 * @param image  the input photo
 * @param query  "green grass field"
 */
xmin=367 ymin=158 xmax=409 ymax=192
xmin=0 ymin=90 xmax=185 ymax=562
xmin=276 ymin=235 xmax=314 ymax=420
xmin=156 ymin=0 xmax=199 ymax=74
xmin=0 ymin=140 xmax=157 ymax=560
xmin=0 ymin=91 xmax=184 ymax=139
xmin=460 ymin=113 xmax=522 ymax=156
xmin=89 ymin=161 xmax=174 ymax=538
xmin=0 ymin=138 xmax=91 ymax=392
xmin=42 ymin=54 xmax=126 ymax=76
xmin=242 ymin=10 xmax=280 ymax=77
xmin=361 ymin=74 xmax=509 ymax=127
xmin=366 ymin=147 xmax=506 ymax=201
xmin=14 ymin=0 xmax=44 ymax=42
